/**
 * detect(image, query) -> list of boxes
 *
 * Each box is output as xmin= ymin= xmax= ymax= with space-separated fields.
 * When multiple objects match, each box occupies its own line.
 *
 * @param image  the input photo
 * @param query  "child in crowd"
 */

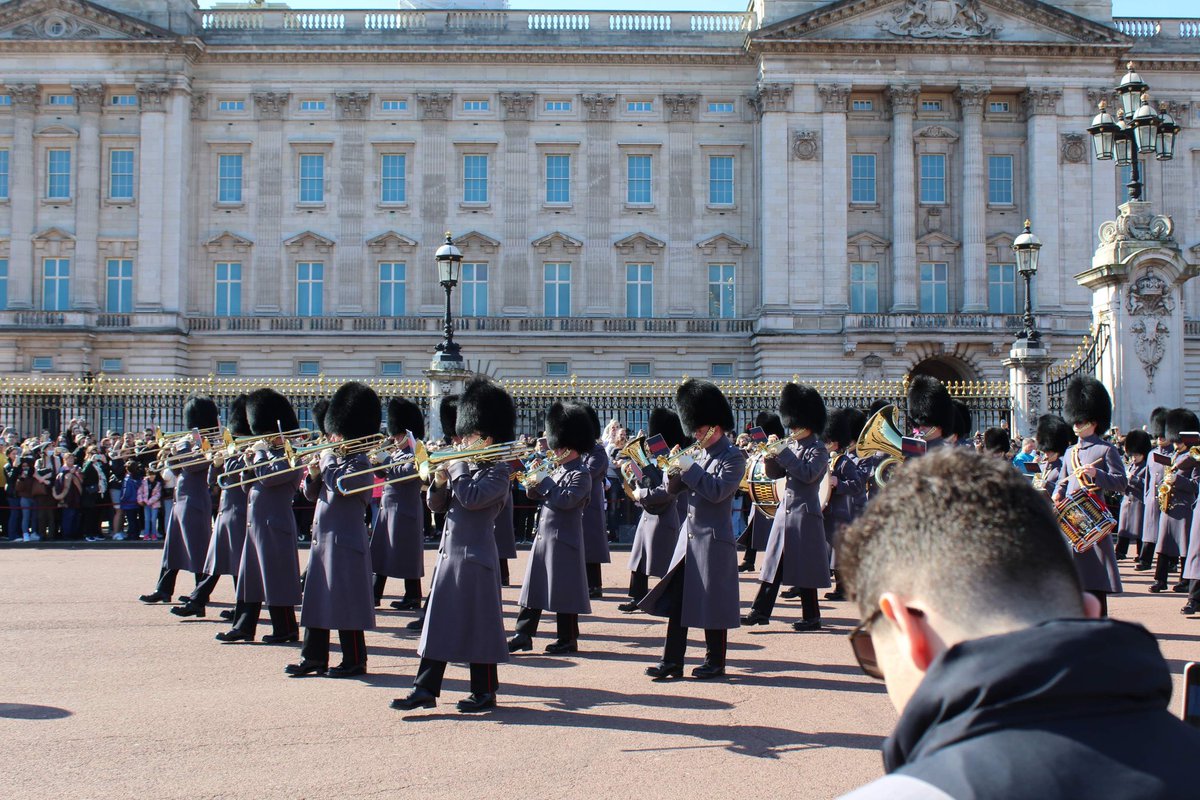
xmin=138 ymin=468 xmax=164 ymax=541
xmin=114 ymin=463 xmax=141 ymax=541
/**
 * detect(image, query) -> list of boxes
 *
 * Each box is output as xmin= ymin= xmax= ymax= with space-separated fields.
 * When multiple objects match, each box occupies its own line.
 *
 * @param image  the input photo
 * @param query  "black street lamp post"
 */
xmin=1087 ymin=62 xmax=1178 ymax=202
xmin=1012 ymin=219 xmax=1042 ymax=347
xmin=431 ymin=232 xmax=464 ymax=369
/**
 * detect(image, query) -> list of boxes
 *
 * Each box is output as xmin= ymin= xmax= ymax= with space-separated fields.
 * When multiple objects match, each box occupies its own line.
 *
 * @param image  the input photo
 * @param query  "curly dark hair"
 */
xmin=837 ymin=448 xmax=1084 ymax=625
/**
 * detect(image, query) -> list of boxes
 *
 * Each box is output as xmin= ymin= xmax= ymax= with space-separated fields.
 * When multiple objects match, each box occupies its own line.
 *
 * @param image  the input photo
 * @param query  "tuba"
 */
xmin=856 ymin=404 xmax=906 ymax=489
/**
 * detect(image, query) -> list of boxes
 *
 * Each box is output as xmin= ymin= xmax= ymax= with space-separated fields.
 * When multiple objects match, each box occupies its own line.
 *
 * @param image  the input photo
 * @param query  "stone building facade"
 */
xmin=0 ymin=0 xmax=1197 ymax=395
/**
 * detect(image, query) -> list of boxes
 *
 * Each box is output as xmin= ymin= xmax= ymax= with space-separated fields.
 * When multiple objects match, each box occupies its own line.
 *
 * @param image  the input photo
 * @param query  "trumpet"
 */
xmin=515 ymin=451 xmax=565 ymax=490
xmin=217 ymin=433 xmax=386 ymax=489
xmin=665 ymin=442 xmax=705 ymax=475
xmin=334 ymin=440 xmax=420 ymax=495
xmin=154 ymin=425 xmax=223 ymax=449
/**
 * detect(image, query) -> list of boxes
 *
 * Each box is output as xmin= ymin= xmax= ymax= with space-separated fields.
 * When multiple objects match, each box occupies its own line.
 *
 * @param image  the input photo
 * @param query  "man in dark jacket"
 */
xmin=836 ymin=447 xmax=1200 ymax=800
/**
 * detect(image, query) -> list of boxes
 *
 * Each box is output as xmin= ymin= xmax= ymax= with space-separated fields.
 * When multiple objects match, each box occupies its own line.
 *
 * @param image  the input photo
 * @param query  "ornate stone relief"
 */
xmin=1098 ymin=203 xmax=1174 ymax=245
xmin=416 ymin=92 xmax=451 ymax=120
xmin=1059 ymin=133 xmax=1086 ymax=164
xmin=12 ymin=14 xmax=100 ymax=40
xmin=72 ymin=84 xmax=104 ymax=113
xmin=253 ymin=91 xmax=288 ymax=120
xmin=879 ymin=0 xmax=999 ymax=39
xmin=954 ymin=84 xmax=990 ymax=112
xmin=886 ymin=85 xmax=920 ymax=115
xmin=190 ymin=92 xmax=208 ymax=120
xmin=136 ymin=83 xmax=170 ymax=113
xmin=9 ymin=84 xmax=39 ymax=112
xmin=335 ymin=91 xmax=370 ymax=120
xmin=1126 ymin=268 xmax=1175 ymax=387
xmin=580 ymin=94 xmax=616 ymax=120
xmin=499 ymin=92 xmax=535 ymax=121
xmin=791 ymin=130 xmax=819 ymax=161
xmin=663 ymin=94 xmax=699 ymax=121
xmin=817 ymin=85 xmax=851 ymax=113
xmin=1022 ymin=87 xmax=1062 ymax=116
xmin=749 ymin=83 xmax=791 ymax=117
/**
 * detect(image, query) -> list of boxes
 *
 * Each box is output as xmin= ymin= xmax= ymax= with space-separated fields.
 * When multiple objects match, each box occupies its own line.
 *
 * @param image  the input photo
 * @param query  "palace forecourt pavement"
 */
xmin=0 ymin=547 xmax=1192 ymax=799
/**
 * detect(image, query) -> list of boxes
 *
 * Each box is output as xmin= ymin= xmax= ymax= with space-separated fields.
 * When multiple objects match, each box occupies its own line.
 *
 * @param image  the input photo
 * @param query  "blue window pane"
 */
xmin=708 ymin=156 xmax=734 ymax=205
xmin=546 ymin=155 xmax=570 ymax=204
xmin=218 ymin=154 xmax=243 ymax=203
xmin=851 ymin=155 xmax=877 ymax=204
xmin=105 ymin=259 xmax=133 ymax=313
xmin=381 ymin=154 xmax=406 ymax=203
xmin=299 ymin=154 xmax=324 ymax=203
xmin=47 ymin=150 xmax=71 ymax=199
xmin=919 ymin=154 xmax=946 ymax=204
xmin=297 ymin=262 xmax=324 ymax=316
xmin=42 ymin=259 xmax=70 ymax=311
xmin=461 ymin=263 xmax=488 ymax=317
xmin=627 ymin=155 xmax=652 ymax=204
xmin=464 ymin=155 xmax=488 ymax=203
xmin=379 ymin=262 xmax=406 ymax=316
xmin=215 ymin=262 xmax=242 ymax=317
xmin=0 ymin=259 xmax=8 ymax=310
xmin=109 ymin=150 xmax=134 ymax=200
xmin=987 ymin=156 xmax=1013 ymax=205
xmin=0 ymin=149 xmax=9 ymax=200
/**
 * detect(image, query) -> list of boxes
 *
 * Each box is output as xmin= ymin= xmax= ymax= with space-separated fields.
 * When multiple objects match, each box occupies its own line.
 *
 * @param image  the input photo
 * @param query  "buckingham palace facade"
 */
xmin=0 ymin=0 xmax=1197 ymax=390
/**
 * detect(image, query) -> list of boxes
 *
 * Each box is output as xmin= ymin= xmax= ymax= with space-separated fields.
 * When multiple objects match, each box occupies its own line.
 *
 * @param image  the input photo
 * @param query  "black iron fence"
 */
xmin=1046 ymin=323 xmax=1110 ymax=415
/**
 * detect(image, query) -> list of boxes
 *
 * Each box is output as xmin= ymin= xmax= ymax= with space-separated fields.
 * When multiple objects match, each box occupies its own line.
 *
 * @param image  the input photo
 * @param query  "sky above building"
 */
xmin=197 ymin=1 xmax=1198 ymax=16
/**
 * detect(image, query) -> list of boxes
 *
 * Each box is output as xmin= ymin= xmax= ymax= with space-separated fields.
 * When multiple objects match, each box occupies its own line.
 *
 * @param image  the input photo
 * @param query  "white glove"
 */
xmin=765 ymin=438 xmax=789 ymax=457
xmin=250 ymin=439 xmax=269 ymax=454
xmin=674 ymin=452 xmax=695 ymax=472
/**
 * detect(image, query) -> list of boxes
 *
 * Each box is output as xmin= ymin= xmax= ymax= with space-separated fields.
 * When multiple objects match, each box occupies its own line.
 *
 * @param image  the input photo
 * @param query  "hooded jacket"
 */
xmin=842 ymin=619 xmax=1200 ymax=800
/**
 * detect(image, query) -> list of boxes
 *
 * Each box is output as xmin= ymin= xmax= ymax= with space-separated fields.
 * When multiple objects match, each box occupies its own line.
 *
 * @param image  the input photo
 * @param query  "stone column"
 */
xmin=1023 ymin=88 xmax=1063 ymax=311
xmin=580 ymin=93 xmax=615 ymax=315
xmin=956 ymin=85 xmax=990 ymax=312
xmin=753 ymin=83 xmax=792 ymax=316
xmin=499 ymin=92 xmax=534 ymax=315
xmin=1078 ymin=201 xmax=1198 ymax=430
xmin=417 ymin=92 xmax=451 ymax=312
xmin=665 ymin=93 xmax=699 ymax=315
xmin=72 ymin=84 xmax=103 ymax=311
xmin=159 ymin=87 xmax=190 ymax=314
xmin=887 ymin=85 xmax=920 ymax=311
xmin=8 ymin=85 xmax=38 ymax=309
xmin=135 ymin=83 xmax=170 ymax=311
xmin=819 ymin=85 xmax=850 ymax=310
xmin=251 ymin=91 xmax=288 ymax=313
xmin=335 ymin=91 xmax=369 ymax=313
xmin=1003 ymin=341 xmax=1052 ymax=437
xmin=423 ymin=366 xmax=472 ymax=439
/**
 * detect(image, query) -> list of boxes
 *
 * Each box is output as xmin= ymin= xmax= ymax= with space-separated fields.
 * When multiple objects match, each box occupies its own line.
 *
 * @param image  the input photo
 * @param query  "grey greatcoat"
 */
xmin=823 ymin=452 xmax=863 ymax=547
xmin=520 ymin=456 xmax=592 ymax=614
xmin=370 ymin=446 xmax=425 ymax=579
xmin=162 ymin=440 xmax=213 ymax=574
xmin=628 ymin=470 xmax=681 ymax=578
xmin=236 ymin=447 xmax=303 ymax=607
xmin=300 ymin=451 xmax=376 ymax=631
xmin=418 ymin=460 xmax=512 ymax=665
xmin=1118 ymin=460 xmax=1146 ymax=542
xmin=203 ymin=455 xmax=248 ymax=577
xmin=1141 ymin=446 xmax=1170 ymax=546
xmin=1156 ymin=452 xmax=1193 ymax=559
xmin=494 ymin=490 xmax=517 ymax=560
xmin=1052 ymin=435 xmax=1126 ymax=594
xmin=581 ymin=443 xmax=610 ymax=564
xmin=759 ymin=435 xmax=832 ymax=589
xmin=640 ymin=435 xmax=746 ymax=630
xmin=746 ymin=505 xmax=773 ymax=550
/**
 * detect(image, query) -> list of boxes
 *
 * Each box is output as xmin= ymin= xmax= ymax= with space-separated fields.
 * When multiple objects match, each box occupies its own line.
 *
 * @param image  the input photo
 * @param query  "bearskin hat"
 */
xmin=183 ymin=395 xmax=220 ymax=432
xmin=1165 ymin=407 xmax=1199 ymax=444
xmin=311 ymin=399 xmax=330 ymax=436
xmin=546 ymin=401 xmax=595 ymax=454
xmin=439 ymin=395 xmax=459 ymax=441
xmin=823 ymin=408 xmax=856 ymax=448
xmin=327 ymin=382 xmax=381 ymax=440
xmin=754 ymin=412 xmax=785 ymax=440
xmin=650 ymin=407 xmax=690 ymax=450
xmin=951 ymin=400 xmax=973 ymax=442
xmin=779 ymin=382 xmax=827 ymax=434
xmin=675 ymin=379 xmax=734 ymax=435
xmin=907 ymin=375 xmax=955 ymax=434
xmin=246 ymin=388 xmax=299 ymax=436
xmin=867 ymin=398 xmax=890 ymax=418
xmin=580 ymin=404 xmax=602 ymax=441
xmin=1124 ymin=429 xmax=1152 ymax=458
xmin=387 ymin=397 xmax=425 ymax=440
xmin=456 ymin=377 xmax=515 ymax=443
xmin=1149 ymin=406 xmax=1169 ymax=440
xmin=845 ymin=407 xmax=867 ymax=444
xmin=227 ymin=394 xmax=251 ymax=438
xmin=983 ymin=427 xmax=1010 ymax=455
xmin=1036 ymin=414 xmax=1074 ymax=455
xmin=1063 ymin=376 xmax=1112 ymax=434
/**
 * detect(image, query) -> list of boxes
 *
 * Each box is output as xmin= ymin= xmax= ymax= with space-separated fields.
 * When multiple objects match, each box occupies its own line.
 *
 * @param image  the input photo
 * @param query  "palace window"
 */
xmin=988 ymin=263 xmax=1018 ymax=314
xmin=100 ymin=358 xmax=122 ymax=373
xmin=216 ymin=360 xmax=238 ymax=376
xmin=108 ymin=149 xmax=135 ymax=201
xmin=0 ymin=149 xmax=8 ymax=200
xmin=47 ymin=149 xmax=71 ymax=199
xmin=32 ymin=357 xmax=54 ymax=372
xmin=546 ymin=155 xmax=570 ymax=204
xmin=0 ymin=259 xmax=8 ymax=310
xmin=217 ymin=99 xmax=245 ymax=112
xmin=381 ymin=154 xmax=406 ymax=203
xmin=379 ymin=262 xmax=406 ymax=316
xmin=462 ymin=100 xmax=490 ymax=112
xmin=921 ymin=99 xmax=942 ymax=112
xmin=627 ymin=155 xmax=652 ymax=205
xmin=919 ymin=262 xmax=949 ymax=313
xmin=708 ymin=264 xmax=735 ymax=319
xmin=47 ymin=94 xmax=74 ymax=107
xmin=42 ymin=258 xmax=70 ymax=311
xmin=851 ymin=99 xmax=874 ymax=112
xmin=708 ymin=156 xmax=734 ymax=206
xmin=380 ymin=99 xmax=407 ymax=111
xmin=628 ymin=362 xmax=651 ymax=378
xmin=626 ymin=263 xmax=653 ymax=318
xmin=850 ymin=262 xmax=880 ymax=313
xmin=380 ymin=361 xmax=404 ymax=377
xmin=919 ymin=154 xmax=946 ymax=204
xmin=708 ymin=101 xmax=734 ymax=113
xmin=297 ymin=360 xmax=320 ymax=376
xmin=0 ymin=95 xmax=11 ymax=107
xmin=461 ymin=262 xmax=488 ymax=317
xmin=105 ymin=259 xmax=133 ymax=313
xmin=546 ymin=361 xmax=569 ymax=377
xmin=296 ymin=261 xmax=324 ymax=317
xmin=544 ymin=263 xmax=571 ymax=317
xmin=110 ymin=95 xmax=137 ymax=107
xmin=711 ymin=362 xmax=734 ymax=378
xmin=627 ymin=101 xmax=653 ymax=113
xmin=214 ymin=262 xmax=242 ymax=317
xmin=544 ymin=100 xmax=572 ymax=112
xmin=850 ymin=154 xmax=877 ymax=204
xmin=463 ymin=155 xmax=488 ymax=203
xmin=299 ymin=99 xmax=326 ymax=112
xmin=988 ymin=155 xmax=1013 ymax=205
xmin=988 ymin=101 xmax=1010 ymax=113
xmin=299 ymin=154 xmax=324 ymax=203
xmin=218 ymin=154 xmax=243 ymax=204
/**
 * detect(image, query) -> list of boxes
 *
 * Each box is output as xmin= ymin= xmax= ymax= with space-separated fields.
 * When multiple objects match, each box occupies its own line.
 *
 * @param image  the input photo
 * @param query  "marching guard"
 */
xmin=1136 ymin=408 xmax=1169 ymax=571
xmin=822 ymin=407 xmax=865 ymax=603
xmin=1034 ymin=414 xmax=1073 ymax=502
xmin=392 ymin=378 xmax=514 ymax=713
xmin=1116 ymin=429 xmax=1151 ymax=561
xmin=372 ymin=397 xmax=427 ymax=610
xmin=405 ymin=395 xmax=459 ymax=633
xmin=640 ymin=379 xmax=745 ymax=680
xmin=1151 ymin=408 xmax=1196 ymax=594
xmin=580 ymin=405 xmax=610 ymax=598
xmin=907 ymin=375 xmax=955 ymax=450
xmin=739 ymin=411 xmax=785 ymax=573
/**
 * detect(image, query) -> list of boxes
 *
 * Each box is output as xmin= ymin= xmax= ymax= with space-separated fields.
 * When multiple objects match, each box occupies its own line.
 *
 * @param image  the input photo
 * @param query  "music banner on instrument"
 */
xmin=747 ymin=426 xmax=767 ymax=444
xmin=645 ymin=434 xmax=669 ymax=458
xmin=901 ymin=437 xmax=928 ymax=457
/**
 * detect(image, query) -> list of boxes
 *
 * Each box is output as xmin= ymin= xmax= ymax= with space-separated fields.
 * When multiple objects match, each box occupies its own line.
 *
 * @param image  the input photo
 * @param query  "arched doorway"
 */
xmin=910 ymin=356 xmax=976 ymax=384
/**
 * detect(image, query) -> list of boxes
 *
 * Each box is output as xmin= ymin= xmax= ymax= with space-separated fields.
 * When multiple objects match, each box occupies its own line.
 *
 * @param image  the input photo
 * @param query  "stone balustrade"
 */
xmin=184 ymin=315 xmax=757 ymax=335
xmin=1113 ymin=18 xmax=1200 ymax=39
xmin=843 ymin=313 xmax=1035 ymax=332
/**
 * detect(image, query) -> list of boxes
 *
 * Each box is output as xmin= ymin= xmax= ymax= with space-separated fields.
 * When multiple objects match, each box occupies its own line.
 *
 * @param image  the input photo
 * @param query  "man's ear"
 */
xmin=880 ymin=592 xmax=937 ymax=673
xmin=1080 ymin=592 xmax=1102 ymax=619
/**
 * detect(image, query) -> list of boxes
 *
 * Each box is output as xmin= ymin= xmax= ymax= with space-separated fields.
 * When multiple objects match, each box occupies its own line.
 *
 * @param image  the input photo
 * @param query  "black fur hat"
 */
xmin=779 ymin=383 xmax=827 ymax=434
xmin=951 ymin=400 xmax=973 ymax=442
xmin=845 ymin=407 xmax=867 ymax=443
xmin=456 ymin=377 xmax=515 ymax=442
xmin=183 ymin=395 xmax=220 ymax=431
xmin=387 ymin=397 xmax=425 ymax=440
xmin=907 ymin=375 xmax=955 ymax=434
xmin=675 ymin=379 xmax=734 ymax=435
xmin=227 ymin=394 xmax=251 ymax=438
xmin=546 ymin=401 xmax=595 ymax=454
xmin=867 ymin=399 xmax=890 ymax=417
xmin=1149 ymin=406 xmax=1169 ymax=439
xmin=649 ymin=407 xmax=689 ymax=450
xmin=311 ymin=399 xmax=330 ymax=436
xmin=754 ymin=411 xmax=785 ymax=440
xmin=246 ymin=388 xmax=299 ymax=436
xmin=439 ymin=395 xmax=459 ymax=440
xmin=1063 ymin=376 xmax=1112 ymax=434
xmin=327 ymin=382 xmax=381 ymax=440
xmin=581 ymin=404 xmax=602 ymax=440
xmin=1036 ymin=414 xmax=1074 ymax=455
xmin=1165 ymin=408 xmax=1199 ymax=444
xmin=1124 ymin=429 xmax=1152 ymax=457
xmin=823 ymin=408 xmax=855 ymax=448
xmin=983 ymin=427 xmax=1010 ymax=455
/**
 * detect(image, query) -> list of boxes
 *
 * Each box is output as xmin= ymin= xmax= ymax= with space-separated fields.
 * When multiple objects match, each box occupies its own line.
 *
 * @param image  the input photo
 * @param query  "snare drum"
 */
xmin=746 ymin=455 xmax=786 ymax=519
xmin=1056 ymin=490 xmax=1116 ymax=554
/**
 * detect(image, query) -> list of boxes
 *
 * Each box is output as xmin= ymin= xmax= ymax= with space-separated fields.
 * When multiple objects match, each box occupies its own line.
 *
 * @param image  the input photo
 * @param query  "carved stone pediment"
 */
xmin=0 ymin=0 xmax=178 ymax=42
xmin=32 ymin=227 xmax=75 ymax=242
xmin=204 ymin=231 xmax=254 ymax=253
xmin=366 ymin=231 xmax=418 ymax=253
xmin=696 ymin=233 xmax=749 ymax=256
xmin=283 ymin=230 xmax=335 ymax=254
xmin=915 ymin=124 xmax=959 ymax=141
xmin=454 ymin=230 xmax=501 ymax=254
xmin=614 ymin=232 xmax=666 ymax=255
xmin=532 ymin=231 xmax=583 ymax=255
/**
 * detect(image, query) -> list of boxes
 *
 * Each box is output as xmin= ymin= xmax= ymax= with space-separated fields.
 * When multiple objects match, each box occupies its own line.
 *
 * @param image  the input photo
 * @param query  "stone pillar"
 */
xmin=335 ymin=91 xmax=369 ymax=314
xmin=423 ymin=366 xmax=472 ymax=440
xmin=72 ymin=84 xmax=103 ymax=311
xmin=1003 ymin=341 xmax=1052 ymax=437
xmin=887 ymin=85 xmax=920 ymax=312
xmin=753 ymin=83 xmax=792 ymax=315
xmin=664 ymin=93 xmax=698 ymax=315
xmin=499 ymin=92 xmax=534 ymax=314
xmin=819 ymin=85 xmax=850 ymax=310
xmin=1077 ymin=201 xmax=1198 ymax=431
xmin=417 ymin=92 xmax=451 ymax=312
xmin=580 ymin=93 xmax=615 ymax=315
xmin=1023 ymin=88 xmax=1063 ymax=310
xmin=159 ymin=87 xmax=190 ymax=313
xmin=251 ymin=91 xmax=288 ymax=313
xmin=8 ymin=85 xmax=38 ymax=309
xmin=956 ymin=84 xmax=990 ymax=312
xmin=135 ymin=83 xmax=170 ymax=311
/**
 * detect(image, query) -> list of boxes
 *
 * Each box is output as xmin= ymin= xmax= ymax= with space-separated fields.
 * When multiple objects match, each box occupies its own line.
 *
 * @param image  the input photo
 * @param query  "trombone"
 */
xmin=217 ymin=433 xmax=386 ymax=490
xmin=344 ymin=439 xmax=534 ymax=493
xmin=333 ymin=440 xmax=420 ymax=494
xmin=154 ymin=425 xmax=223 ymax=449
